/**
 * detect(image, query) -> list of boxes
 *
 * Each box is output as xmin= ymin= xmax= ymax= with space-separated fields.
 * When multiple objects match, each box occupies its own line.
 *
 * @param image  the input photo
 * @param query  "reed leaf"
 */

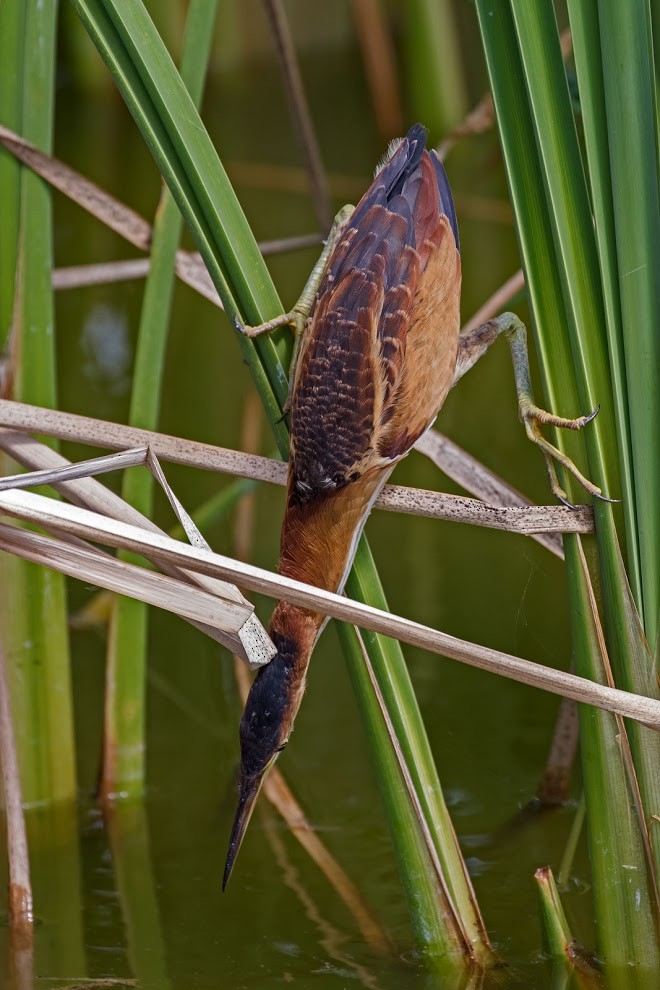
xmin=475 ymin=0 xmax=660 ymax=966
xmin=534 ymin=866 xmax=599 ymax=987
xmin=509 ymin=0 xmax=660 ymax=873
xmin=534 ymin=866 xmax=576 ymax=963
xmin=565 ymin=0 xmax=639 ymax=607
xmin=0 ymin=486 xmax=658 ymax=728
xmin=597 ymin=0 xmax=660 ymax=651
xmin=565 ymin=536 xmax=660 ymax=969
xmin=403 ymin=0 xmax=468 ymax=140
xmin=0 ymin=0 xmax=76 ymax=806
xmin=104 ymin=0 xmax=219 ymax=799
xmin=0 ymin=0 xmax=25 ymax=348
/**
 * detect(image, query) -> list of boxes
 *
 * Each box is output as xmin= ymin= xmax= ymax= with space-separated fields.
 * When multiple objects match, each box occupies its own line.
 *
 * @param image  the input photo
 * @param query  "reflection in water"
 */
xmin=261 ymin=803 xmax=382 ymax=990
xmin=105 ymin=801 xmax=170 ymax=990
xmin=7 ymin=942 xmax=33 ymax=990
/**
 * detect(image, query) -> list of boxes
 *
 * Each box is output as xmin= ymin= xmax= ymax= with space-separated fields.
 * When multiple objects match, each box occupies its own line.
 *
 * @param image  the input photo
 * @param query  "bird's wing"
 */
xmin=289 ymin=142 xmax=460 ymax=504
xmin=289 ymin=197 xmax=419 ymax=504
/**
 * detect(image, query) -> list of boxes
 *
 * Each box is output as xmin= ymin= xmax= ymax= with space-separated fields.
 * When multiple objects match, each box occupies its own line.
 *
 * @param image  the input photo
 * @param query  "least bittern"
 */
xmin=223 ymin=124 xmax=603 ymax=888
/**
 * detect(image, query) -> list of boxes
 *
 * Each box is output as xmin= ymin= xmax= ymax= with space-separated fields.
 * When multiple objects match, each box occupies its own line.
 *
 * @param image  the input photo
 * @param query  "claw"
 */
xmin=519 ymin=398 xmax=613 ymax=505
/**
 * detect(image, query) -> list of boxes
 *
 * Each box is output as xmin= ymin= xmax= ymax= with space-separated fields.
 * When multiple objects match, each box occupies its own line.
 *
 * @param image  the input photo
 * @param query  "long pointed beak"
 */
xmin=222 ymin=771 xmax=264 ymax=891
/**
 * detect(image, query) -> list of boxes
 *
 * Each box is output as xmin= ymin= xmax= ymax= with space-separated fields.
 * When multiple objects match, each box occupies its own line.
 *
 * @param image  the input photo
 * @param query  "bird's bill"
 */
xmin=222 ymin=770 xmax=265 ymax=891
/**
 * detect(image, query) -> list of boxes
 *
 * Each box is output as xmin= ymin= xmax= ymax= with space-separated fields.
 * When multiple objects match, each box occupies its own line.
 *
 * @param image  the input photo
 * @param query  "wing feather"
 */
xmin=289 ymin=126 xmax=461 ymax=505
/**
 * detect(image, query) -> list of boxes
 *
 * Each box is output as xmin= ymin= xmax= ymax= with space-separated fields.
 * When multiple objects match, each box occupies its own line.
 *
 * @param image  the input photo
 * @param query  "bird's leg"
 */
xmin=454 ymin=312 xmax=606 ymax=506
xmin=235 ymin=204 xmax=354 ymax=413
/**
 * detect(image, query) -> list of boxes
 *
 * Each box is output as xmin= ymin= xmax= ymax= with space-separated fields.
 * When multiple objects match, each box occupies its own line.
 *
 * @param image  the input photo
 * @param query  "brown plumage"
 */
xmin=224 ymin=125 xmax=461 ymax=888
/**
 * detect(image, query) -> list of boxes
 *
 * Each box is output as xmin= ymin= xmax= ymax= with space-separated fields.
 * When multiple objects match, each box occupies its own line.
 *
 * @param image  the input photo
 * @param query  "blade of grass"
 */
xmin=344 ymin=620 xmax=490 ymax=963
xmin=0 ymin=0 xmax=25 ymax=349
xmin=474 ymin=0 xmax=588 ymax=489
xmin=508 ymin=0 xmax=620 ymax=501
xmin=344 ymin=545 xmax=492 ymax=962
xmin=71 ymin=0 xmax=290 ymax=445
xmin=534 ymin=866 xmax=599 ymax=984
xmin=597 ymin=0 xmax=660 ymax=650
xmin=403 ymin=0 xmax=468 ymax=140
xmin=557 ymin=792 xmax=586 ymax=889
xmin=0 ymin=640 xmax=33 ymax=943
xmin=0 ymin=0 xmax=76 ymax=806
xmin=510 ymin=0 xmax=660 ymax=895
xmin=104 ymin=0 xmax=220 ymax=800
xmin=565 ymin=535 xmax=660 ymax=967
xmin=565 ymin=0 xmax=640 ymax=610
xmin=475 ymin=0 xmax=660 ymax=964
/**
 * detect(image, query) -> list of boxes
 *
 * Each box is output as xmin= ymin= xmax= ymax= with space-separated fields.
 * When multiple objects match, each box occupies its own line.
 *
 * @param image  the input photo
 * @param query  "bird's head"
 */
xmin=222 ymin=639 xmax=297 ymax=889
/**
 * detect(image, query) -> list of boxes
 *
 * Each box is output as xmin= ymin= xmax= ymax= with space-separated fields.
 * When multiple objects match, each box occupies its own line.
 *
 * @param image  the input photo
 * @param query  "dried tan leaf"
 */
xmin=0 ymin=487 xmax=657 ymax=728
xmin=0 ymin=401 xmax=594 ymax=536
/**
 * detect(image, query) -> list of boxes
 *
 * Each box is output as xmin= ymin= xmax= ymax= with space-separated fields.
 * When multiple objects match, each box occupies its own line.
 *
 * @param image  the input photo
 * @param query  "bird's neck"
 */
xmin=266 ymin=465 xmax=394 ymax=710
xmin=268 ymin=599 xmax=321 ymax=666
xmin=266 ymin=600 xmax=321 ymax=720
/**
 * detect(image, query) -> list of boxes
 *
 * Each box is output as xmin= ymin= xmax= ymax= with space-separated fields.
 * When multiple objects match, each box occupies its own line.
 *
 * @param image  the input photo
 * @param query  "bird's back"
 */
xmin=288 ymin=125 xmax=462 ymax=509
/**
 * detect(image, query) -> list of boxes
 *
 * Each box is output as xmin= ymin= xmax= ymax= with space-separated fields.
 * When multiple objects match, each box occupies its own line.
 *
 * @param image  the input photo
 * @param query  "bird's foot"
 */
xmin=518 ymin=397 xmax=614 ymax=507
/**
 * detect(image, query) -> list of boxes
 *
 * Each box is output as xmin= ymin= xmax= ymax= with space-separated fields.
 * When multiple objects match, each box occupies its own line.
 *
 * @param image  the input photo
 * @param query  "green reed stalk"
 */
xmin=0 ymin=0 xmax=25 ymax=347
xmin=101 ymin=0 xmax=219 ymax=801
xmin=0 ymin=0 xmax=76 ymax=806
xmin=403 ymin=0 xmax=468 ymax=140
xmin=475 ymin=0 xmax=660 ymax=970
xmin=596 ymin=0 xmax=660 ymax=652
xmin=72 ymin=0 xmax=493 ymax=966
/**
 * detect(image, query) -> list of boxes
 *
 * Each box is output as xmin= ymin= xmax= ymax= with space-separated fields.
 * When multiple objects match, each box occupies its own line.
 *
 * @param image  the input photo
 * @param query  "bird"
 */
xmin=223 ymin=123 xmax=601 ymax=888
xmin=223 ymin=124 xmax=462 ymax=889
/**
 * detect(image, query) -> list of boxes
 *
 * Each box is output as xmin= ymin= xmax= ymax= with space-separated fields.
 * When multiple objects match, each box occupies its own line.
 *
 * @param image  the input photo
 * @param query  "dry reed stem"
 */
xmin=0 ymin=402 xmax=594 ymax=536
xmin=51 ymin=235 xmax=324 ymax=291
xmin=0 ymin=642 xmax=33 ymax=946
xmin=415 ymin=428 xmax=564 ymax=556
xmin=0 ymin=488 xmax=657 ymax=729
xmin=263 ymin=0 xmax=333 ymax=229
xmin=0 ymin=523 xmax=251 ymax=638
xmin=0 ymin=427 xmax=273 ymax=665
xmin=351 ymin=0 xmax=404 ymax=138
xmin=0 ymin=124 xmax=219 ymax=304
xmin=459 ymin=269 xmax=525 ymax=337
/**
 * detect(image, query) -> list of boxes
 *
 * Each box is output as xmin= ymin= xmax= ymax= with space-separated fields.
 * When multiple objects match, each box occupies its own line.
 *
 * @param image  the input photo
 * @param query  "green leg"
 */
xmin=235 ymin=204 xmax=354 ymax=412
xmin=454 ymin=312 xmax=610 ymax=506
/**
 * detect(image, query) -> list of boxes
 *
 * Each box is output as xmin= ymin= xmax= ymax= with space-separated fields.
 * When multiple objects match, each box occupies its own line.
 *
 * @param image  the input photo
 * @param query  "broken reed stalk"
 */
xmin=0 ymin=402 xmax=594 ymax=537
xmin=262 ymin=0 xmax=333 ymax=229
xmin=0 ymin=487 xmax=657 ymax=730
xmin=0 ymin=428 xmax=273 ymax=666
xmin=51 ymin=233 xmax=323 ymax=290
xmin=0 ymin=641 xmax=33 ymax=944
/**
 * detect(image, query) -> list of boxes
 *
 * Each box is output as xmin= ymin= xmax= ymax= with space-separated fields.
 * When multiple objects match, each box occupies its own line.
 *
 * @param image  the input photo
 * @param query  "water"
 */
xmin=0 ymin=25 xmax=628 ymax=990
